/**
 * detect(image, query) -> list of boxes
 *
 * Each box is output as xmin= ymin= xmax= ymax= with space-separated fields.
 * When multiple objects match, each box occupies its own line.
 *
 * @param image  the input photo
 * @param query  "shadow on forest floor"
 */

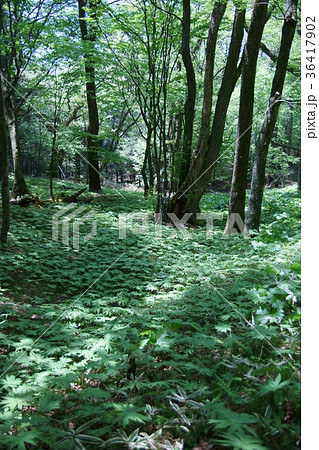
xmin=0 ymin=179 xmax=300 ymax=449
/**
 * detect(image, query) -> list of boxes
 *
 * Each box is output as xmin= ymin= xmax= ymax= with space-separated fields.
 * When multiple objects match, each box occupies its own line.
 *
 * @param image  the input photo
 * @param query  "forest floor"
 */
xmin=0 ymin=177 xmax=301 ymax=449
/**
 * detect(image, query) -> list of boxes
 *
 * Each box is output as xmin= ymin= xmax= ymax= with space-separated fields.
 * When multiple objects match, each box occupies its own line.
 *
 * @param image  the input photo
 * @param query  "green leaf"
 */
xmin=215 ymin=431 xmax=269 ymax=450
xmin=38 ymin=392 xmax=61 ymax=412
xmin=76 ymin=418 xmax=99 ymax=433
xmin=76 ymin=434 xmax=104 ymax=444
xmin=258 ymin=374 xmax=291 ymax=396
xmin=8 ymin=430 xmax=40 ymax=450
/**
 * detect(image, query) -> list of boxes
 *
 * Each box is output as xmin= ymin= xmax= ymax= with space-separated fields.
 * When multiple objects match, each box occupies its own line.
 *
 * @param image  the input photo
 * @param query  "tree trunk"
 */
xmin=147 ymin=127 xmax=154 ymax=193
xmin=245 ymin=0 xmax=297 ymax=230
xmin=179 ymin=0 xmax=196 ymax=185
xmin=225 ymin=0 xmax=268 ymax=235
xmin=140 ymin=123 xmax=153 ymax=196
xmin=0 ymin=74 xmax=30 ymax=199
xmin=78 ymin=0 xmax=101 ymax=192
xmin=189 ymin=2 xmax=226 ymax=165
xmin=0 ymin=73 xmax=10 ymax=244
xmin=141 ymin=148 xmax=149 ymax=196
xmin=76 ymin=153 xmax=81 ymax=181
xmin=169 ymin=110 xmax=183 ymax=194
xmin=297 ymin=158 xmax=301 ymax=192
xmin=169 ymin=6 xmax=244 ymax=218
xmin=206 ymin=9 xmax=245 ymax=170
xmin=49 ymin=122 xmax=58 ymax=199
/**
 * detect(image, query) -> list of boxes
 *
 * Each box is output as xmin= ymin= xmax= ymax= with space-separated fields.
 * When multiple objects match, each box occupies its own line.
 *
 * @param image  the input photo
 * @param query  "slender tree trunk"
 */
xmin=162 ymin=77 xmax=168 ymax=192
xmin=0 ymin=74 xmax=30 ymax=199
xmin=151 ymin=76 xmax=161 ymax=209
xmin=49 ymin=122 xmax=58 ymax=199
xmin=141 ymin=124 xmax=153 ymax=196
xmin=145 ymin=123 xmax=154 ymax=195
xmin=78 ymin=0 xmax=101 ymax=192
xmin=49 ymin=86 xmax=58 ymax=199
xmin=170 ymin=6 xmax=244 ymax=218
xmin=189 ymin=2 xmax=226 ymax=164
xmin=169 ymin=111 xmax=183 ymax=194
xmin=207 ymin=9 xmax=245 ymax=171
xmin=225 ymin=0 xmax=268 ymax=235
xmin=141 ymin=148 xmax=149 ymax=196
xmin=0 ymin=73 xmax=10 ymax=244
xmin=179 ymin=0 xmax=196 ymax=185
xmin=76 ymin=153 xmax=81 ymax=181
xmin=36 ymin=122 xmax=43 ymax=177
xmin=285 ymin=104 xmax=293 ymax=156
xmin=5 ymin=96 xmax=30 ymax=199
xmin=147 ymin=131 xmax=154 ymax=193
xmin=297 ymin=157 xmax=301 ymax=192
xmin=245 ymin=0 xmax=297 ymax=230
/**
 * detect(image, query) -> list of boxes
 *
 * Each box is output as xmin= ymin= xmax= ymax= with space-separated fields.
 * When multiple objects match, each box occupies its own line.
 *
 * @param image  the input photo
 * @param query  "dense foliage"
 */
xmin=0 ymin=0 xmax=301 ymax=447
xmin=0 ymin=178 xmax=300 ymax=449
xmin=0 ymin=0 xmax=300 ymax=195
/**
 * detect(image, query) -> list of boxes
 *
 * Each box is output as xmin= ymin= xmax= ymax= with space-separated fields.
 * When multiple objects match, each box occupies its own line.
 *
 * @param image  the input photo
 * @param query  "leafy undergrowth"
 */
xmin=0 ymin=179 xmax=300 ymax=449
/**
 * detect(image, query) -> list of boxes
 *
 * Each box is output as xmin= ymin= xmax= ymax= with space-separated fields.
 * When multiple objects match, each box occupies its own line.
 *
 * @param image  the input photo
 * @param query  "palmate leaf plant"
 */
xmin=108 ymin=404 xmax=151 ymax=427
xmin=207 ymin=401 xmax=259 ymax=436
xmin=258 ymin=373 xmax=291 ymax=398
xmin=213 ymin=430 xmax=269 ymax=450
xmin=0 ymin=385 xmax=35 ymax=411
xmin=1 ymin=430 xmax=41 ymax=450
xmin=0 ymin=182 xmax=300 ymax=449
xmin=256 ymin=373 xmax=299 ymax=424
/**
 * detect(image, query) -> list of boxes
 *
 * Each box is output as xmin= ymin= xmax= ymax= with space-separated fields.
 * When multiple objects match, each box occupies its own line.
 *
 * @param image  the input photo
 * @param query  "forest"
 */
xmin=0 ymin=0 xmax=301 ymax=449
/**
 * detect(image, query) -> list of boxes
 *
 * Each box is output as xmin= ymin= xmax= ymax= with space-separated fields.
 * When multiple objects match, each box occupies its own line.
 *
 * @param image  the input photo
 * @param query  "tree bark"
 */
xmin=179 ymin=0 xmax=196 ymax=185
xmin=0 ymin=0 xmax=54 ymax=198
xmin=4 ymin=94 xmax=30 ymax=199
xmin=191 ymin=2 xmax=226 ymax=164
xmin=78 ymin=0 xmax=101 ymax=192
xmin=141 ymin=147 xmax=149 ymax=196
xmin=169 ymin=6 xmax=244 ymax=218
xmin=169 ymin=110 xmax=183 ymax=193
xmin=0 ymin=71 xmax=30 ymax=199
xmin=0 ymin=72 xmax=10 ymax=244
xmin=49 ymin=119 xmax=58 ymax=199
xmin=245 ymin=0 xmax=297 ymax=230
xmin=61 ymin=187 xmax=87 ymax=203
xmin=225 ymin=0 xmax=268 ymax=235
xmin=141 ymin=123 xmax=153 ymax=196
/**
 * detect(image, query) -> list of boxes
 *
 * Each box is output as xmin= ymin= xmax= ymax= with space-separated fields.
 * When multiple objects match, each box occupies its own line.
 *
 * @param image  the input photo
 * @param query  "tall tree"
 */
xmin=224 ymin=0 xmax=268 ymax=234
xmin=178 ymin=0 xmax=196 ymax=185
xmin=0 ymin=77 xmax=30 ymax=199
xmin=0 ymin=1 xmax=29 ymax=199
xmin=104 ymin=0 xmax=179 ymax=202
xmin=169 ymin=3 xmax=245 ymax=218
xmin=0 ymin=68 xmax=10 ymax=244
xmin=245 ymin=0 xmax=298 ymax=230
xmin=78 ymin=0 xmax=101 ymax=192
xmin=0 ymin=0 xmax=55 ymax=198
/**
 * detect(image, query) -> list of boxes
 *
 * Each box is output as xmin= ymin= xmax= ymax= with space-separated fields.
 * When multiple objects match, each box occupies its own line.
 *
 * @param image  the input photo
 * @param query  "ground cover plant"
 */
xmin=0 ymin=0 xmax=302 ymax=447
xmin=0 ymin=178 xmax=300 ymax=449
